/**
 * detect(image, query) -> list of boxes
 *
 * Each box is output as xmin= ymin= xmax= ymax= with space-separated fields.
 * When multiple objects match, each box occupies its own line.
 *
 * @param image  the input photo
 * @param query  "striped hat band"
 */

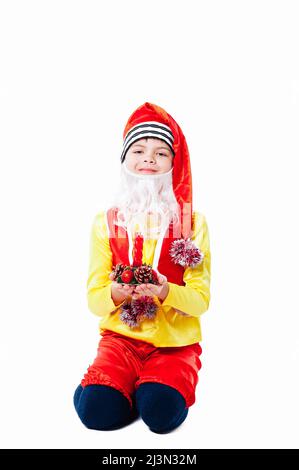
xmin=120 ymin=121 xmax=175 ymax=163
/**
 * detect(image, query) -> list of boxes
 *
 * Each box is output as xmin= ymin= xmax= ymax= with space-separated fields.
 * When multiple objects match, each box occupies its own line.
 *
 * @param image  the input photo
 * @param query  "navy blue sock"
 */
xmin=73 ymin=384 xmax=139 ymax=431
xmin=136 ymin=382 xmax=189 ymax=433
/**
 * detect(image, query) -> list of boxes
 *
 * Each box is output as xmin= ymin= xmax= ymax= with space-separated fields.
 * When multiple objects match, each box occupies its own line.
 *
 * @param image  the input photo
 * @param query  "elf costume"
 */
xmin=74 ymin=102 xmax=211 ymax=433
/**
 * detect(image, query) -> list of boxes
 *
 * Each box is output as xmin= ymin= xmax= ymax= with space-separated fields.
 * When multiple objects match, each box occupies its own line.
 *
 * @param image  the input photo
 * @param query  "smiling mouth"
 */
xmin=138 ymin=169 xmax=158 ymax=173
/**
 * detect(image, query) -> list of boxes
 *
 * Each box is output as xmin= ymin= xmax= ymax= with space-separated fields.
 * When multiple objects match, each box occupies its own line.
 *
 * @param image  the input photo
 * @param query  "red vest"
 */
xmin=106 ymin=207 xmax=188 ymax=286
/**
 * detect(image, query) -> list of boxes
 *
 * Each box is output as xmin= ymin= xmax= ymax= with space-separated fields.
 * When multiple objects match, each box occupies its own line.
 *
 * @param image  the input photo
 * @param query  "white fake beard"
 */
xmin=110 ymin=161 xmax=180 ymax=239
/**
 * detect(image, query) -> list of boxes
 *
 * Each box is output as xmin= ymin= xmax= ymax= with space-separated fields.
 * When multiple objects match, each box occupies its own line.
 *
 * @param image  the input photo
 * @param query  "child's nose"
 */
xmin=144 ymin=154 xmax=156 ymax=163
xmin=144 ymin=160 xmax=155 ymax=164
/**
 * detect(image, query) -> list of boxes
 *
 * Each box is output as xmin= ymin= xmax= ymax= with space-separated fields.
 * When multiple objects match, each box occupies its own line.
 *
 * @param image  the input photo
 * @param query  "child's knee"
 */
xmin=136 ymin=382 xmax=188 ymax=433
xmin=73 ymin=384 xmax=84 ymax=410
xmin=74 ymin=384 xmax=132 ymax=430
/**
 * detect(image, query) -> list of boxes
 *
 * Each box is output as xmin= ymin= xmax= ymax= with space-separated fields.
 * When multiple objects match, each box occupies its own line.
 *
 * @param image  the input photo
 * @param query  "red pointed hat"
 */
xmin=120 ymin=102 xmax=193 ymax=239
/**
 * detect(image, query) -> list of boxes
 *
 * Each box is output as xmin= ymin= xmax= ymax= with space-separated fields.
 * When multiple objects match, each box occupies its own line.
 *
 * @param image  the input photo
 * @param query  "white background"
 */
xmin=0 ymin=0 xmax=298 ymax=449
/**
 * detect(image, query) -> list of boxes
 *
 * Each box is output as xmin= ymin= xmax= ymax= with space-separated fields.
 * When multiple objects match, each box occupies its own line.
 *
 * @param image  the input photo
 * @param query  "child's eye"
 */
xmin=133 ymin=151 xmax=167 ymax=157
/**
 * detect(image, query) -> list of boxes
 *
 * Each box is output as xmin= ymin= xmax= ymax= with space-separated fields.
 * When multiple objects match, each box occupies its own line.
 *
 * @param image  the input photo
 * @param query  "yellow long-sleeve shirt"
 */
xmin=86 ymin=211 xmax=211 ymax=347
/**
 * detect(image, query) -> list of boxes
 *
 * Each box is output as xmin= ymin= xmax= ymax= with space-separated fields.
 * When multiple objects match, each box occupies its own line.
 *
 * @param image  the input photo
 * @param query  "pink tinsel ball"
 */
xmin=169 ymin=238 xmax=204 ymax=267
xmin=119 ymin=296 xmax=158 ymax=328
xmin=119 ymin=301 xmax=139 ymax=328
xmin=132 ymin=296 xmax=157 ymax=320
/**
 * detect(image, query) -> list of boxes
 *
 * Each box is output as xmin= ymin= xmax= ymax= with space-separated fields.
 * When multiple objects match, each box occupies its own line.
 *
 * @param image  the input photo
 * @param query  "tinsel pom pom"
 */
xmin=131 ymin=295 xmax=158 ymax=320
xmin=119 ymin=301 xmax=139 ymax=328
xmin=119 ymin=296 xmax=158 ymax=328
xmin=169 ymin=238 xmax=204 ymax=267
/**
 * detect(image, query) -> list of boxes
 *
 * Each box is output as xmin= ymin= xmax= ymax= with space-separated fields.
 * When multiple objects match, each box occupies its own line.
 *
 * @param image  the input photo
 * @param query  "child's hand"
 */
xmin=109 ymin=272 xmax=137 ymax=305
xmin=132 ymin=274 xmax=169 ymax=302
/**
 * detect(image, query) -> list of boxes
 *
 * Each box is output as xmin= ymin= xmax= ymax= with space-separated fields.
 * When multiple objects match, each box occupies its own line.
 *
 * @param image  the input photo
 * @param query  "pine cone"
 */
xmin=111 ymin=263 xmax=126 ymax=280
xmin=134 ymin=264 xmax=152 ymax=284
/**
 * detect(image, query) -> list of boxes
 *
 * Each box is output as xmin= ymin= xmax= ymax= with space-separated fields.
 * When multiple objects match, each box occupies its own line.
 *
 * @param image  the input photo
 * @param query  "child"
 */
xmin=73 ymin=102 xmax=211 ymax=433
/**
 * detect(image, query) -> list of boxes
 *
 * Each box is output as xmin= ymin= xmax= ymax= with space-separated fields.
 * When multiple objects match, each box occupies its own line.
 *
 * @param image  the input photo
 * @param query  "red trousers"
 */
xmin=81 ymin=329 xmax=202 ymax=409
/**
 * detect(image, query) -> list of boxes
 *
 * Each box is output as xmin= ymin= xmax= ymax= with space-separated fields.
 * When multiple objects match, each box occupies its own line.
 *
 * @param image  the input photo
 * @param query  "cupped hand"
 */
xmin=109 ymin=272 xmax=136 ymax=305
xmin=131 ymin=274 xmax=169 ymax=302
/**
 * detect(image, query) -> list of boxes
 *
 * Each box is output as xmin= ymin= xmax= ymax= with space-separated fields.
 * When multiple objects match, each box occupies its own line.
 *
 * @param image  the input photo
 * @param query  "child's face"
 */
xmin=125 ymin=138 xmax=173 ymax=174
